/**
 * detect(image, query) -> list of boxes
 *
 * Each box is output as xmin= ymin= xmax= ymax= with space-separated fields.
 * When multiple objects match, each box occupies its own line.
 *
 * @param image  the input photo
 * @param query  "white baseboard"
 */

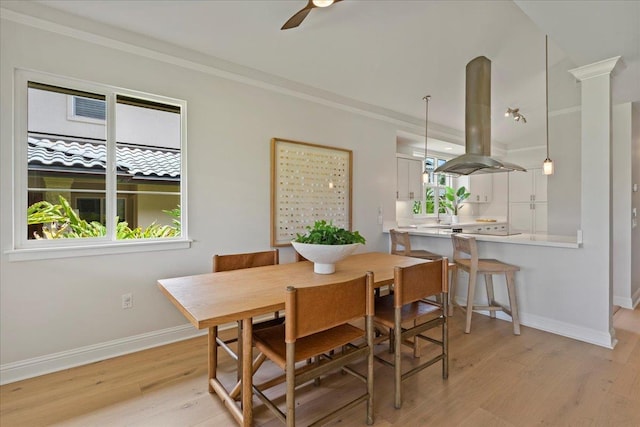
xmin=614 ymin=295 xmax=634 ymax=309
xmin=453 ymin=297 xmax=614 ymax=349
xmin=0 ymin=323 xmax=207 ymax=385
xmin=613 ymin=287 xmax=640 ymax=309
xmin=516 ymin=312 xmax=614 ymax=348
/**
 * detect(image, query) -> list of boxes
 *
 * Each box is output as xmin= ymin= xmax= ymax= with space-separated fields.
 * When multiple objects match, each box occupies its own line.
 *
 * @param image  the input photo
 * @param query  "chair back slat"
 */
xmin=394 ymin=259 xmax=447 ymax=308
xmin=286 ymin=272 xmax=374 ymax=342
xmin=451 ymin=234 xmax=478 ymax=271
xmin=390 ymin=229 xmax=411 ymax=255
xmin=213 ymin=249 xmax=279 ymax=272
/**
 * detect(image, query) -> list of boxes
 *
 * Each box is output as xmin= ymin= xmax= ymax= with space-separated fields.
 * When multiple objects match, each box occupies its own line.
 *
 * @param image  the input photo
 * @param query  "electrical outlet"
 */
xmin=122 ymin=293 xmax=133 ymax=309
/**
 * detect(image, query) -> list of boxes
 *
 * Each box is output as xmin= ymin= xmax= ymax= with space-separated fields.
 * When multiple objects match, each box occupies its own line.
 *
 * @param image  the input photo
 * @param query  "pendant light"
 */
xmin=543 ymin=35 xmax=554 ymax=175
xmin=422 ymin=95 xmax=431 ymax=183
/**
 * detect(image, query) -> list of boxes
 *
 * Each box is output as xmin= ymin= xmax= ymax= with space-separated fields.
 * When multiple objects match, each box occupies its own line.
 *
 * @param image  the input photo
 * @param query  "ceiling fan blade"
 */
xmin=281 ymin=4 xmax=315 ymax=30
xmin=281 ymin=0 xmax=344 ymax=30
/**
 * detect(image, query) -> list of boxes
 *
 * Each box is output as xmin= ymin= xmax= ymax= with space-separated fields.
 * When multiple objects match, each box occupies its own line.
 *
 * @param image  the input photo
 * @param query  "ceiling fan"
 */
xmin=281 ymin=0 xmax=343 ymax=30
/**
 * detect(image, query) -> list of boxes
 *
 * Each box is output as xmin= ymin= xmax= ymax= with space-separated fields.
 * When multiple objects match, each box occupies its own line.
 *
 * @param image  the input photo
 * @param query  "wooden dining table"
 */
xmin=157 ymin=252 xmax=427 ymax=426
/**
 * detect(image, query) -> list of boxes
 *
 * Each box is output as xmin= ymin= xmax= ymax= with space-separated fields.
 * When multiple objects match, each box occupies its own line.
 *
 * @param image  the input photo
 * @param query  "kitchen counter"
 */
xmin=384 ymin=224 xmax=581 ymax=248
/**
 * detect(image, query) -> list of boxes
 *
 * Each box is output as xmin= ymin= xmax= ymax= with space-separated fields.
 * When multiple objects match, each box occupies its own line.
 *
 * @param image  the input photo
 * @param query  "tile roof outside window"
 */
xmin=28 ymin=137 xmax=180 ymax=180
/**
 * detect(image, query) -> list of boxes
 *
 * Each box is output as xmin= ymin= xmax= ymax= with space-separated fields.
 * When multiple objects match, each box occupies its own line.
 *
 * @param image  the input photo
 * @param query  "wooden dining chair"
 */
xmin=212 ymin=249 xmax=283 ymax=362
xmin=252 ymin=272 xmax=375 ymax=427
xmin=450 ymin=234 xmax=521 ymax=334
xmin=373 ymin=259 xmax=448 ymax=409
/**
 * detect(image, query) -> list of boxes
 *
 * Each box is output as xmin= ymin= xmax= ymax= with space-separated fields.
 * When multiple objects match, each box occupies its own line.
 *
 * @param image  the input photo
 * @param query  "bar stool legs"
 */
xmin=450 ymin=234 xmax=522 ymax=335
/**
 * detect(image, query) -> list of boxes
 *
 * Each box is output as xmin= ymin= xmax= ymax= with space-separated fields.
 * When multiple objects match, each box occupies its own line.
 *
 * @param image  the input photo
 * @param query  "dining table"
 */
xmin=157 ymin=251 xmax=427 ymax=426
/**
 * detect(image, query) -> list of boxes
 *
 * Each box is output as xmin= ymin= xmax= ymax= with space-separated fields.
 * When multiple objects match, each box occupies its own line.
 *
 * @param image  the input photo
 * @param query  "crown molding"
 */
xmin=1 ymin=3 xmax=466 ymax=140
xmin=569 ymin=56 xmax=625 ymax=81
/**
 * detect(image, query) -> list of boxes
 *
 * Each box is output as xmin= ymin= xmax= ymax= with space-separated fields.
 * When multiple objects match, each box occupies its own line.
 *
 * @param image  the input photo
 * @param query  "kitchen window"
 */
xmin=414 ymin=156 xmax=453 ymax=216
xmin=12 ymin=70 xmax=188 ymax=260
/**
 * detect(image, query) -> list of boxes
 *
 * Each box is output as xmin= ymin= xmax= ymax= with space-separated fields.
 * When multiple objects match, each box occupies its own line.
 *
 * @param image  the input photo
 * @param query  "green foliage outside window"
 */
xmin=27 ymin=195 xmax=180 ymax=239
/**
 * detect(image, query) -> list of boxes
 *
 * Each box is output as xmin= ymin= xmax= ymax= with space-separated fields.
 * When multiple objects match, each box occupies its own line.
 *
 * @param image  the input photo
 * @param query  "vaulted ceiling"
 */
xmin=26 ymin=0 xmax=640 ymax=151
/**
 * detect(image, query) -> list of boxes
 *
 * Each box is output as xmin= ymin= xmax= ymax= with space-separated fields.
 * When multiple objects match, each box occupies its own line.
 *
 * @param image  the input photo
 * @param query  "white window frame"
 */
xmin=9 ymin=69 xmax=190 ymax=261
xmin=413 ymin=155 xmax=454 ymax=218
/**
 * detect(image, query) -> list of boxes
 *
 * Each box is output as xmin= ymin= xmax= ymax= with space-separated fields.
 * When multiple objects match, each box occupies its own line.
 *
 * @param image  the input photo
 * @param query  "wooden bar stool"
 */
xmin=389 ymin=229 xmax=456 ymax=303
xmin=390 ymin=229 xmax=442 ymax=260
xmin=450 ymin=234 xmax=521 ymax=335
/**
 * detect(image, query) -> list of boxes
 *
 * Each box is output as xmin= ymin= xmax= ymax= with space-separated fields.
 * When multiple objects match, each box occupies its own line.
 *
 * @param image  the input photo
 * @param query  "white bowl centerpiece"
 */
xmin=292 ymin=220 xmax=366 ymax=274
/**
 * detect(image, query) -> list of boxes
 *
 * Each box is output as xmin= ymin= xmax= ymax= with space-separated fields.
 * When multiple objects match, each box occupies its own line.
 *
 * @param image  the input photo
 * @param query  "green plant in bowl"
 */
xmin=294 ymin=220 xmax=366 ymax=245
xmin=292 ymin=220 xmax=365 ymax=274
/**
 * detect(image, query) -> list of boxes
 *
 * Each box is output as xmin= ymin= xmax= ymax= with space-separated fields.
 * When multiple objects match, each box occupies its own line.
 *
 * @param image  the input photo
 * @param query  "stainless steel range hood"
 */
xmin=435 ymin=56 xmax=526 ymax=175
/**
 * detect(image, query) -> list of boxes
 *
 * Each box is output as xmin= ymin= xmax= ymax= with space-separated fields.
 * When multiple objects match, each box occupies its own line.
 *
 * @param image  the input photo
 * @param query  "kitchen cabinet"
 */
xmin=509 ymin=168 xmax=547 ymax=233
xmin=469 ymin=174 xmax=492 ymax=203
xmin=459 ymin=174 xmax=492 ymax=203
xmin=509 ymin=202 xmax=547 ymax=234
xmin=509 ymin=168 xmax=547 ymax=203
xmin=396 ymin=157 xmax=422 ymax=200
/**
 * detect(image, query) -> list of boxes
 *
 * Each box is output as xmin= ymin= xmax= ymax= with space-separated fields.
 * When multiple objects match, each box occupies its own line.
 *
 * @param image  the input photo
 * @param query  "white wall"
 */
xmin=632 ymin=103 xmax=640 ymax=307
xmin=0 ymin=12 xmax=398 ymax=381
xmin=612 ymin=103 xmax=634 ymax=308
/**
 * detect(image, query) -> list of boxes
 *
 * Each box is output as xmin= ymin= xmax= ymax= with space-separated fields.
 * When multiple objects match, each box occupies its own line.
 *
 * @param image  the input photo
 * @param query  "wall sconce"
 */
xmin=505 ymin=107 xmax=527 ymax=123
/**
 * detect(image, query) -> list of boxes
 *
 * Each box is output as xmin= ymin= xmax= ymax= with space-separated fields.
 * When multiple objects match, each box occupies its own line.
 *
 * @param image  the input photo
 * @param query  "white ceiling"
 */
xmin=23 ymin=0 xmax=640 ymax=152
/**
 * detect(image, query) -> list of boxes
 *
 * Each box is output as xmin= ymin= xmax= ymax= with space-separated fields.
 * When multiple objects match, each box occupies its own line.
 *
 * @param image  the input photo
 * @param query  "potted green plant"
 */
xmin=442 ymin=186 xmax=470 ymax=224
xmin=292 ymin=220 xmax=366 ymax=274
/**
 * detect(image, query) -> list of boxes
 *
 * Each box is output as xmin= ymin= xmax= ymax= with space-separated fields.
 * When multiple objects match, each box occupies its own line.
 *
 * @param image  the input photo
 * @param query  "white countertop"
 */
xmin=383 ymin=224 xmax=581 ymax=249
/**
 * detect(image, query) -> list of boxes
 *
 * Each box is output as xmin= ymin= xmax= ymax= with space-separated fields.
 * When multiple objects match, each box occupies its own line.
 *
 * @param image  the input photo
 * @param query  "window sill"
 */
xmin=5 ymin=239 xmax=192 ymax=262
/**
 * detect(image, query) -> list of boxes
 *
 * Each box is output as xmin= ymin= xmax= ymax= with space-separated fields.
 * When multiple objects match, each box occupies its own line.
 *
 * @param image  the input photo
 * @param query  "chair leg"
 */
xmin=442 ymin=303 xmax=449 ymax=379
xmin=366 ymin=315 xmax=374 ymax=425
xmin=286 ymin=342 xmax=295 ymax=427
xmin=208 ymin=326 xmax=217 ymax=393
xmin=394 ymin=307 xmax=402 ymax=409
xmin=236 ymin=320 xmax=243 ymax=382
xmin=413 ymin=319 xmax=421 ymax=358
xmin=465 ymin=272 xmax=477 ymax=334
xmin=485 ymin=274 xmax=496 ymax=319
xmin=505 ymin=272 xmax=521 ymax=335
xmin=449 ymin=267 xmax=458 ymax=317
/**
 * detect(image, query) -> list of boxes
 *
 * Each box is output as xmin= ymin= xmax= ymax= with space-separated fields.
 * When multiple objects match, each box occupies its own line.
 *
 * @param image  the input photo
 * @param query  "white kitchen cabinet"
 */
xmin=509 ymin=168 xmax=547 ymax=203
xmin=469 ymin=174 xmax=492 ymax=203
xmin=508 ymin=168 xmax=548 ymax=234
xmin=509 ymin=202 xmax=547 ymax=234
xmin=396 ymin=157 xmax=422 ymax=200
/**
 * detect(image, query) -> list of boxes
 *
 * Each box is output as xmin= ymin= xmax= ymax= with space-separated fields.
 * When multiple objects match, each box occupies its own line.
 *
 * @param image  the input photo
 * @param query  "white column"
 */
xmin=569 ymin=56 xmax=623 ymax=348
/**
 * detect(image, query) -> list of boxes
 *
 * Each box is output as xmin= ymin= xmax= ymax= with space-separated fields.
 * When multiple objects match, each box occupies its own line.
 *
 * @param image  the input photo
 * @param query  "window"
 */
xmin=14 ymin=70 xmax=187 ymax=256
xmin=413 ymin=155 xmax=453 ymax=216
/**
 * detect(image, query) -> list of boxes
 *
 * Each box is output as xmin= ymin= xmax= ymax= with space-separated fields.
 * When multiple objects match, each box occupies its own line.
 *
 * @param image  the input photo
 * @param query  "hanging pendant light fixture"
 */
xmin=422 ymin=95 xmax=431 ymax=183
xmin=543 ymin=35 xmax=554 ymax=175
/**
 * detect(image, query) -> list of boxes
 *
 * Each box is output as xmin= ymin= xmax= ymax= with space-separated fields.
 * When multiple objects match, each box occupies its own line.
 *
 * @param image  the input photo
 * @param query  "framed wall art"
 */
xmin=270 ymin=138 xmax=352 ymax=247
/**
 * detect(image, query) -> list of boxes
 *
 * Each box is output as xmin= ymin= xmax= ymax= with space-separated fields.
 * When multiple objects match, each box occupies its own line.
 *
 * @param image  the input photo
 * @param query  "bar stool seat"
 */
xmin=450 ymin=234 xmax=521 ymax=335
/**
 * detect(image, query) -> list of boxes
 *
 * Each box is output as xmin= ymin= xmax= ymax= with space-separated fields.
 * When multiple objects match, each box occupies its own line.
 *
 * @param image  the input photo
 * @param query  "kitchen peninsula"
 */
xmin=380 ymin=223 xmax=609 ymax=348
xmin=384 ymin=224 xmax=581 ymax=249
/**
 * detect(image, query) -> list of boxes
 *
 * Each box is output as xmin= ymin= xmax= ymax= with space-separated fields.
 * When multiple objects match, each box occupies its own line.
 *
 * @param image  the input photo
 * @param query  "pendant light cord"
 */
xmin=545 ymin=35 xmax=550 ymax=159
xmin=423 ymin=95 xmax=430 ymax=173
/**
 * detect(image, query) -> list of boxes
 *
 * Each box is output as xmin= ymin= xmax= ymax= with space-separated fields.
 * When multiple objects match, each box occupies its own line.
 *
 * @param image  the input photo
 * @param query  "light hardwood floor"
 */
xmin=2 ymin=307 xmax=638 ymax=426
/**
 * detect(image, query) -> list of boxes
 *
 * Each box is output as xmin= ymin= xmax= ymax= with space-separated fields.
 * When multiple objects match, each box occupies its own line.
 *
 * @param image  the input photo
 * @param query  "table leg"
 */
xmin=241 ymin=318 xmax=253 ymax=427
